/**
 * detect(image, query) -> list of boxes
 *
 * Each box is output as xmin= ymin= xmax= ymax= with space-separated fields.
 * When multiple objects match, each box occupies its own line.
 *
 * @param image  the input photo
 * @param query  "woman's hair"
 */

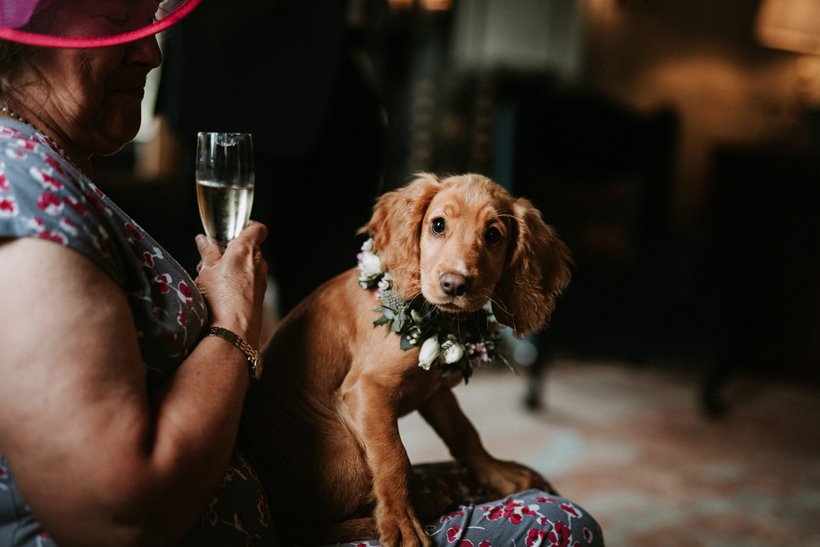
xmin=0 ymin=40 xmax=28 ymax=99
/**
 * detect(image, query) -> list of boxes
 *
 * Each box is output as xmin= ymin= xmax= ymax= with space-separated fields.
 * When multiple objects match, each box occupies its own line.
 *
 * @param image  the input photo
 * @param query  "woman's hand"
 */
xmin=195 ymin=220 xmax=269 ymax=347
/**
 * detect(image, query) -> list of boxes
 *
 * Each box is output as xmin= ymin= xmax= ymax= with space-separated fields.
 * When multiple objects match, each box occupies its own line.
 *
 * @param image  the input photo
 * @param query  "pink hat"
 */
xmin=0 ymin=0 xmax=201 ymax=48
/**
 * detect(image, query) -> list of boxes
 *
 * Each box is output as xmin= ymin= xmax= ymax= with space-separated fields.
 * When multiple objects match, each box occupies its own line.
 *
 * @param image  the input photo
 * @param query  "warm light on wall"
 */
xmin=420 ymin=0 xmax=452 ymax=11
xmin=755 ymin=0 xmax=820 ymax=55
xmin=387 ymin=0 xmax=452 ymax=11
xmin=755 ymin=0 xmax=820 ymax=146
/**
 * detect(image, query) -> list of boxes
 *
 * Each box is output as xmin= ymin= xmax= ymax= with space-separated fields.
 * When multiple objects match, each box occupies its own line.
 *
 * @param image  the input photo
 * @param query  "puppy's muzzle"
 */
xmin=440 ymin=272 xmax=473 ymax=297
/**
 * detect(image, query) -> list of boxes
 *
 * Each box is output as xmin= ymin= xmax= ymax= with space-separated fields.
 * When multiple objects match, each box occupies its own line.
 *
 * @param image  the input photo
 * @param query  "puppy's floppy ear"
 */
xmin=358 ymin=173 xmax=441 ymax=298
xmin=492 ymin=197 xmax=572 ymax=337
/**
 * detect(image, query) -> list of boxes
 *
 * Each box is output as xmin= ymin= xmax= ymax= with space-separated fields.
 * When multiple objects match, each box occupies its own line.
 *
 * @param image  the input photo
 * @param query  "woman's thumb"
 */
xmin=196 ymin=234 xmax=222 ymax=265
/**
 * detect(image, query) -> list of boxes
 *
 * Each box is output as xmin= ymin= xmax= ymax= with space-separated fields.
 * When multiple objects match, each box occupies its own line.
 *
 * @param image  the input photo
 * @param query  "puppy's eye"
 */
xmin=484 ymin=226 xmax=502 ymax=245
xmin=431 ymin=217 xmax=446 ymax=235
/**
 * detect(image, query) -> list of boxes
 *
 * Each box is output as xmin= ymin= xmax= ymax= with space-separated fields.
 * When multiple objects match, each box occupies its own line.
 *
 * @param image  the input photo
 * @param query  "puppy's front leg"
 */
xmin=419 ymin=386 xmax=555 ymax=496
xmin=338 ymin=375 xmax=432 ymax=547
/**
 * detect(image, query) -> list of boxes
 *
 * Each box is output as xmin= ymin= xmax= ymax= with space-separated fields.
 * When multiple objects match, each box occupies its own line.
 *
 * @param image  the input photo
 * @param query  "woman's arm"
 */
xmin=0 ymin=224 xmax=268 ymax=547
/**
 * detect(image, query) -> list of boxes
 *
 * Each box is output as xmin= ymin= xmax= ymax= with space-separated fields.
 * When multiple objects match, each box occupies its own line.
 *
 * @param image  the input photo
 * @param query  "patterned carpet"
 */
xmin=398 ymin=359 xmax=820 ymax=547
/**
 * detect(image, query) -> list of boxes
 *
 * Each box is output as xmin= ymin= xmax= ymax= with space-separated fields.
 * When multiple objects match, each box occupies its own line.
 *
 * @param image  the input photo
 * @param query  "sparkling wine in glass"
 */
xmin=195 ymin=131 xmax=255 ymax=248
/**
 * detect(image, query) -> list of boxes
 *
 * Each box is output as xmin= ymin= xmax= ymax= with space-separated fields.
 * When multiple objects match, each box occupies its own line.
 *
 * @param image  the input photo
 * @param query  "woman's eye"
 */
xmin=431 ymin=217 xmax=446 ymax=235
xmin=484 ymin=226 xmax=502 ymax=245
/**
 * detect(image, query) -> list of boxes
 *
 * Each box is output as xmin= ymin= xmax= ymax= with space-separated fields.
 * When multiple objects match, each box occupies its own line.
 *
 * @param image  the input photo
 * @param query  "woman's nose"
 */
xmin=127 ymin=34 xmax=162 ymax=69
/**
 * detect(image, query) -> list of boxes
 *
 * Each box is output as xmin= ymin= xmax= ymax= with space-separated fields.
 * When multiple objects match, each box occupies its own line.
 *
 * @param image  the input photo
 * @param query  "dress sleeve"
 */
xmin=0 ymin=129 xmax=126 ymax=286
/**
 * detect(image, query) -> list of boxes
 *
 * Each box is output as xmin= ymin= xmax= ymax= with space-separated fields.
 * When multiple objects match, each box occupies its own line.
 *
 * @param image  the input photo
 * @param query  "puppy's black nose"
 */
xmin=440 ymin=272 xmax=473 ymax=297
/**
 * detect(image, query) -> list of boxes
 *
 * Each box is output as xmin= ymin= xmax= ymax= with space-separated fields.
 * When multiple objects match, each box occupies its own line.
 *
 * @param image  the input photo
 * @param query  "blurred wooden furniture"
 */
xmin=704 ymin=144 xmax=820 ymax=415
xmin=499 ymin=76 xmax=684 ymax=409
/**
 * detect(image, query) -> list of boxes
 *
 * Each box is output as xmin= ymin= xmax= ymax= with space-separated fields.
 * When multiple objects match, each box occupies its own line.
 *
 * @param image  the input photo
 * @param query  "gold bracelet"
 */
xmin=206 ymin=326 xmax=264 ymax=380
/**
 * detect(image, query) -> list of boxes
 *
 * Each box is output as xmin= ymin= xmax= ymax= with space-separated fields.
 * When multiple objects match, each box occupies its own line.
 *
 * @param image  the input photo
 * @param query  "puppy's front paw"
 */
xmin=376 ymin=505 xmax=432 ymax=547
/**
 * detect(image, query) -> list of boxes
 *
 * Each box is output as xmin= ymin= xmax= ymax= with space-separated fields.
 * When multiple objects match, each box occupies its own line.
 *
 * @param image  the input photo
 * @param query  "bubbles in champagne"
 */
xmin=196 ymin=179 xmax=254 ymax=243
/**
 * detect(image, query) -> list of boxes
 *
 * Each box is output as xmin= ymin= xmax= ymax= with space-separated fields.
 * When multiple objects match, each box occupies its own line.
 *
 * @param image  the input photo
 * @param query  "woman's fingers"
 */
xmin=195 ymin=234 xmax=223 ymax=268
xmin=233 ymin=220 xmax=268 ymax=248
xmin=194 ymin=222 xmax=269 ymax=340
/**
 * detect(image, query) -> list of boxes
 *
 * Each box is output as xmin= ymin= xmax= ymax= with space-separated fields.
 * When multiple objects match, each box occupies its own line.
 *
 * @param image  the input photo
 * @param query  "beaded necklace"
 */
xmin=0 ymin=104 xmax=90 ymax=177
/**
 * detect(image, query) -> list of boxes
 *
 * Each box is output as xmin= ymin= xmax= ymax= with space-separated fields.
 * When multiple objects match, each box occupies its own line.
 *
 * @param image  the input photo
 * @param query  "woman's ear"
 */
xmin=492 ymin=197 xmax=572 ymax=337
xmin=357 ymin=173 xmax=441 ymax=298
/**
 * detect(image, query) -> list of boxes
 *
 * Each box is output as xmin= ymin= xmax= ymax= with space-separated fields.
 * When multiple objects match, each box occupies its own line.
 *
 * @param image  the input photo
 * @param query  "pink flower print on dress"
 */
xmin=28 ymin=216 xmax=45 ymax=230
xmin=0 ymin=171 xmax=9 ymax=191
xmin=38 ymin=228 xmax=67 ymax=244
xmin=142 ymin=247 xmax=165 ymax=269
xmin=152 ymin=273 xmax=172 ymax=295
xmin=85 ymin=187 xmax=109 ymax=215
xmin=5 ymin=147 xmax=24 ymax=159
xmin=527 ymin=528 xmax=547 ymax=547
xmin=15 ymin=137 xmax=35 ymax=152
xmin=440 ymin=508 xmax=466 ymax=523
xmin=25 ymin=215 xmax=65 ymax=243
xmin=0 ymin=195 xmax=17 ymax=217
xmin=37 ymin=191 xmax=63 ymax=215
xmin=485 ymin=497 xmax=550 ymax=531
xmin=446 ymin=525 xmax=462 ymax=543
xmin=546 ymin=521 xmax=579 ymax=547
xmin=178 ymin=280 xmax=194 ymax=308
xmin=30 ymin=166 xmax=63 ymax=191
xmin=65 ymin=194 xmax=86 ymax=215
xmin=583 ymin=527 xmax=594 ymax=543
xmin=142 ymin=251 xmax=156 ymax=268
xmin=485 ymin=498 xmax=527 ymax=524
xmin=176 ymin=310 xmax=188 ymax=327
xmin=44 ymin=154 xmax=68 ymax=177
xmin=35 ymin=531 xmax=51 ymax=547
xmin=59 ymin=217 xmax=79 ymax=237
xmin=522 ymin=504 xmax=540 ymax=518
xmin=558 ymin=502 xmax=581 ymax=519
xmin=125 ymin=222 xmax=143 ymax=242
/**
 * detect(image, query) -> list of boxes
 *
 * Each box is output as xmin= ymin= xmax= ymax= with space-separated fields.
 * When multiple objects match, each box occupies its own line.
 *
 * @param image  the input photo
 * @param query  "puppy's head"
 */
xmin=359 ymin=173 xmax=571 ymax=337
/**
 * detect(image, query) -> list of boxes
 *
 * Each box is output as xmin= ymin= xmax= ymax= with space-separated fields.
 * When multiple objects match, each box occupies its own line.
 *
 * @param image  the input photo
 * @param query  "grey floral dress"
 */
xmin=0 ymin=119 xmax=273 ymax=546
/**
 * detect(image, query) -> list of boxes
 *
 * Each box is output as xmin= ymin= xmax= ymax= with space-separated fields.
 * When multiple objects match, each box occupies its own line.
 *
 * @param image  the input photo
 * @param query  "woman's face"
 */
xmin=26 ymin=35 xmax=162 ymax=156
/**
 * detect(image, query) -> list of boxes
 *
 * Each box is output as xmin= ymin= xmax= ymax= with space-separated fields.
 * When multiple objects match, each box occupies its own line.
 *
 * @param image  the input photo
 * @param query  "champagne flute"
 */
xmin=195 ymin=131 xmax=255 ymax=249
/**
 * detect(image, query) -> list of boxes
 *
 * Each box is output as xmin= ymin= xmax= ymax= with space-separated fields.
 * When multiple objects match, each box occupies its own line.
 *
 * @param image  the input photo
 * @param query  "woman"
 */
xmin=0 ymin=1 xmax=604 ymax=546
xmin=0 ymin=1 xmax=273 ymax=545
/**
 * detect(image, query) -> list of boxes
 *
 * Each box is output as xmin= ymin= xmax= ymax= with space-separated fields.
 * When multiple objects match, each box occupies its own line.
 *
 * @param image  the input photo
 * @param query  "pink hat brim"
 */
xmin=0 ymin=0 xmax=200 ymax=48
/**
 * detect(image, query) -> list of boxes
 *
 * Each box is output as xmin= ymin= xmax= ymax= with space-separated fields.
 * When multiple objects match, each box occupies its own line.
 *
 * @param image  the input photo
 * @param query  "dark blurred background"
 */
xmin=95 ymin=0 xmax=820 ymax=415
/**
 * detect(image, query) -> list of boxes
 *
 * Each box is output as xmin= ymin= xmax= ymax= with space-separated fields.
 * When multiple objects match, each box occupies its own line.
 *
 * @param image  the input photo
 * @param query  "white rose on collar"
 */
xmin=441 ymin=336 xmax=465 ymax=364
xmin=418 ymin=336 xmax=440 ymax=370
xmin=357 ymin=238 xmax=384 ymax=287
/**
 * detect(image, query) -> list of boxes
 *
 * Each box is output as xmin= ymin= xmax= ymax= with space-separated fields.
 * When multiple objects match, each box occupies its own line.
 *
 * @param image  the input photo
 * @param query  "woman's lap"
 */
xmin=182 ymin=459 xmax=604 ymax=547
xmin=332 ymin=462 xmax=604 ymax=547
xmin=333 ymin=489 xmax=603 ymax=547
